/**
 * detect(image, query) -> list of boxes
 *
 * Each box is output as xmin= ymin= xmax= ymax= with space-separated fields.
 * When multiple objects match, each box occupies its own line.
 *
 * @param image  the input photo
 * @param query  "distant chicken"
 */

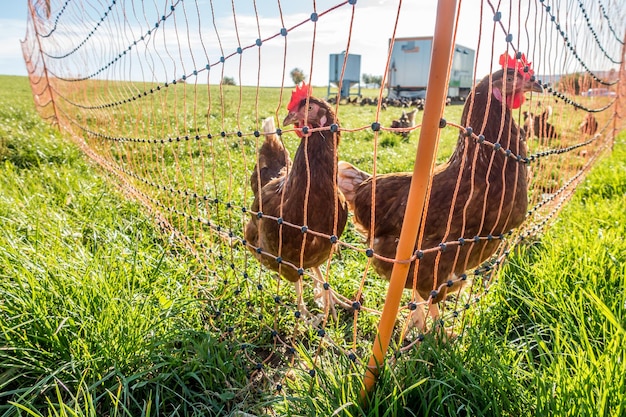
xmin=579 ymin=113 xmax=598 ymax=135
xmin=523 ymin=104 xmax=558 ymax=140
xmin=338 ymin=53 xmax=542 ymax=330
xmin=245 ymin=83 xmax=348 ymax=319
xmin=522 ymin=111 xmax=534 ymax=137
xmin=390 ymin=108 xmax=418 ymax=139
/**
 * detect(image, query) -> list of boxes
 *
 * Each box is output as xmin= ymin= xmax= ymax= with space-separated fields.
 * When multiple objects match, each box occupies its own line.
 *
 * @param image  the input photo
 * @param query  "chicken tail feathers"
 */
xmin=250 ymin=117 xmax=290 ymax=194
xmin=337 ymin=161 xmax=371 ymax=208
xmin=541 ymin=105 xmax=553 ymax=121
xmin=262 ymin=116 xmax=277 ymax=137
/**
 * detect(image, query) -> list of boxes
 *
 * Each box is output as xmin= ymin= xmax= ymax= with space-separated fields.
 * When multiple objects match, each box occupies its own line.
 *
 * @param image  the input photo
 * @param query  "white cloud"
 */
xmin=0 ymin=19 xmax=28 ymax=76
xmin=7 ymin=1 xmax=623 ymax=88
xmin=0 ymin=19 xmax=26 ymax=58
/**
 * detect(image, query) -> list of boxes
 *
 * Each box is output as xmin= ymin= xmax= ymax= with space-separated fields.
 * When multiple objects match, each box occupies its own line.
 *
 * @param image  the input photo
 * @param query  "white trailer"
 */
xmin=387 ymin=37 xmax=475 ymax=99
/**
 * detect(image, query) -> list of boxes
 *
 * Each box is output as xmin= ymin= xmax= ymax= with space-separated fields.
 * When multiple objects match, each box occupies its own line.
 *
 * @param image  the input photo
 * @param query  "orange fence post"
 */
xmin=360 ymin=0 xmax=458 ymax=401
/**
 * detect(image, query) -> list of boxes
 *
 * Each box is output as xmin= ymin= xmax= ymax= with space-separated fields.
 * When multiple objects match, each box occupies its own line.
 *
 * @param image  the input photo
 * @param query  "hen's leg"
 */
xmin=428 ymin=301 xmax=456 ymax=341
xmin=295 ymin=277 xmax=325 ymax=326
xmin=294 ymin=279 xmax=311 ymax=319
xmin=427 ymin=301 xmax=440 ymax=321
xmin=408 ymin=302 xmax=441 ymax=332
xmin=312 ymin=267 xmax=355 ymax=320
xmin=408 ymin=295 xmax=427 ymax=332
xmin=312 ymin=267 xmax=337 ymax=320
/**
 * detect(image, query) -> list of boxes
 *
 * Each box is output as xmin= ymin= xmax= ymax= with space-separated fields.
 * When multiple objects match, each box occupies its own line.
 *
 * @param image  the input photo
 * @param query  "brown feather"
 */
xmin=579 ymin=113 xmax=598 ymax=135
xmin=250 ymin=117 xmax=290 ymax=195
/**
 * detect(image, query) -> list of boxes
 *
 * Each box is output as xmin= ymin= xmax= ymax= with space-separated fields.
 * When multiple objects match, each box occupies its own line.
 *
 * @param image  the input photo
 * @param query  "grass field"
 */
xmin=1 ymin=74 xmax=625 ymax=416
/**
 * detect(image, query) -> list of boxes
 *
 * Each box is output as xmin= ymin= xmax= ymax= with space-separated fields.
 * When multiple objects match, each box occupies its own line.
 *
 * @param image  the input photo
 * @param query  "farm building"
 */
xmin=327 ymin=52 xmax=362 ymax=98
xmin=387 ymin=37 xmax=475 ymax=99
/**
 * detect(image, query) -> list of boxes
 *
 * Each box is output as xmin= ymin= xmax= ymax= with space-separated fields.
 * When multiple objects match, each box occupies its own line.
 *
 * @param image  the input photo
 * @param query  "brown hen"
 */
xmin=523 ymin=104 xmax=558 ymax=140
xmin=245 ymin=83 xmax=348 ymax=319
xmin=579 ymin=113 xmax=598 ymax=136
xmin=338 ymin=54 xmax=542 ymax=330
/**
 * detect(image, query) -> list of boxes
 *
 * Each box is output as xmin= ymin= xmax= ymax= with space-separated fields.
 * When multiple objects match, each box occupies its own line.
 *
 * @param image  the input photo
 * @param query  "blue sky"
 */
xmin=0 ymin=2 xmax=29 ymax=76
xmin=1 ymin=1 xmax=620 ymax=86
xmin=2 ymin=1 xmax=448 ymax=85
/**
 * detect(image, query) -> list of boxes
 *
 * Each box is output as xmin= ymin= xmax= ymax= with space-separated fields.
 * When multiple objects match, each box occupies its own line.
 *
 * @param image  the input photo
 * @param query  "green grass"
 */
xmin=280 ymin=135 xmax=626 ymax=417
xmin=0 ymin=76 xmax=258 ymax=416
xmin=1 ymin=74 xmax=625 ymax=416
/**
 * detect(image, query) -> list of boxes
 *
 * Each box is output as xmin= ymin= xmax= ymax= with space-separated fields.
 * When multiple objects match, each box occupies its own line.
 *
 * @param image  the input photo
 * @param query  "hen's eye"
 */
xmin=308 ymin=105 xmax=313 ymax=111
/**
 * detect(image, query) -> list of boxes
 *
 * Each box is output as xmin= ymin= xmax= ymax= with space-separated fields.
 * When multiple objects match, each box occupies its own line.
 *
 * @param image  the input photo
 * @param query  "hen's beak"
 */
xmin=283 ymin=111 xmax=298 ymax=126
xmin=524 ymin=78 xmax=543 ymax=93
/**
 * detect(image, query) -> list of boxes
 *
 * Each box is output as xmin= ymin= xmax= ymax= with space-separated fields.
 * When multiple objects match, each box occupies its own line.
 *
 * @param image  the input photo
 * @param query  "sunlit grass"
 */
xmin=1 ymin=74 xmax=625 ymax=416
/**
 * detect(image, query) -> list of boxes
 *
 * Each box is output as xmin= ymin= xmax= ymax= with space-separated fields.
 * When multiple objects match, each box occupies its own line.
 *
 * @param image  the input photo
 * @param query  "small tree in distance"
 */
xmin=290 ymin=68 xmax=306 ymax=85
xmin=363 ymin=73 xmax=382 ymax=88
xmin=222 ymin=76 xmax=236 ymax=86
xmin=370 ymin=75 xmax=383 ymax=87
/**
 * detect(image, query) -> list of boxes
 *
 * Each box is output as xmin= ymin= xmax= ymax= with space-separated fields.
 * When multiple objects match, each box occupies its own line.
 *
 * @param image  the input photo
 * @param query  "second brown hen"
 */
xmin=338 ymin=53 xmax=542 ymax=330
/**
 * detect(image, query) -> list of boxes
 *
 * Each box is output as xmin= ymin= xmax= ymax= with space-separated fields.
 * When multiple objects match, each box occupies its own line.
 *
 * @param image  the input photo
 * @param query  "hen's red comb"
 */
xmin=287 ymin=82 xmax=312 ymax=112
xmin=499 ymin=52 xmax=534 ymax=81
